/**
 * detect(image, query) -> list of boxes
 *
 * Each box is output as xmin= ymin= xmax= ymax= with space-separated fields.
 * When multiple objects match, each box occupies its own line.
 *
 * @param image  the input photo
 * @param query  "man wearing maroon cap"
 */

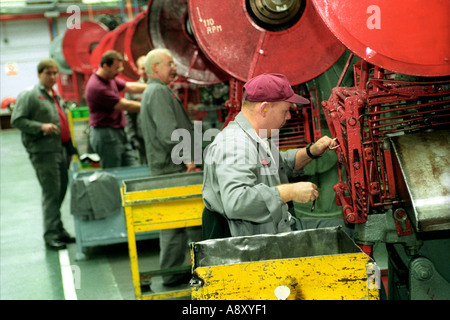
xmin=202 ymin=73 xmax=344 ymax=239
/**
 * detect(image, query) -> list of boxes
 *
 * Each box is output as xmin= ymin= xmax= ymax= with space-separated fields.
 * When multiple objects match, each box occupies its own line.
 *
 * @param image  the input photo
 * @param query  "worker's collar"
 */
xmin=38 ymin=83 xmax=55 ymax=97
xmin=234 ymin=112 xmax=278 ymax=143
xmin=147 ymin=77 xmax=168 ymax=86
xmin=234 ymin=112 xmax=278 ymax=166
xmin=234 ymin=112 xmax=271 ymax=145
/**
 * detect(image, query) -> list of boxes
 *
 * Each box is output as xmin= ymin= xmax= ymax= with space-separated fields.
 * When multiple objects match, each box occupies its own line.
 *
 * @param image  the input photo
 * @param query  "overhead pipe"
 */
xmin=0 ymin=8 xmax=121 ymax=22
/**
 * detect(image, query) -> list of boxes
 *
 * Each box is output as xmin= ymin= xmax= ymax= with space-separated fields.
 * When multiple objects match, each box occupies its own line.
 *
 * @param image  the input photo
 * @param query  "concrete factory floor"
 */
xmin=0 ymin=128 xmax=191 ymax=300
xmin=1 ymin=128 xmax=388 ymax=300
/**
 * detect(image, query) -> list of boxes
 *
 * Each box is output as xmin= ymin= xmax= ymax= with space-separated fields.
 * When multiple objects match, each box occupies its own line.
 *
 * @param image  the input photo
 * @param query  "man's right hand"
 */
xmin=276 ymin=181 xmax=319 ymax=204
xmin=41 ymin=123 xmax=60 ymax=134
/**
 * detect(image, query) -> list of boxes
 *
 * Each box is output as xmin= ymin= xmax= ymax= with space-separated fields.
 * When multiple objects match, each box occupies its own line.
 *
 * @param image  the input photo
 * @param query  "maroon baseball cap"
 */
xmin=244 ymin=73 xmax=310 ymax=105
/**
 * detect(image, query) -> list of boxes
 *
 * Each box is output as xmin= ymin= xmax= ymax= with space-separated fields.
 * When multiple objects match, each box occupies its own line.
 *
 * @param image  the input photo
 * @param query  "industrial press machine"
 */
xmin=51 ymin=0 xmax=449 ymax=299
xmin=313 ymin=0 xmax=450 ymax=299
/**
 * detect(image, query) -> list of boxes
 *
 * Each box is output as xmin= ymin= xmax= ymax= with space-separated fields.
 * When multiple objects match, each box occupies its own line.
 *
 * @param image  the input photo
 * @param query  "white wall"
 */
xmin=0 ymin=16 xmax=90 ymax=102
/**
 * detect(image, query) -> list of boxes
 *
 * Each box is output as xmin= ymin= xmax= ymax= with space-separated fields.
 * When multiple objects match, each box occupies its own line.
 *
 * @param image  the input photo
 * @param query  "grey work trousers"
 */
xmin=90 ymin=127 xmax=137 ymax=169
xmin=160 ymin=226 xmax=202 ymax=285
xmin=29 ymin=147 xmax=70 ymax=241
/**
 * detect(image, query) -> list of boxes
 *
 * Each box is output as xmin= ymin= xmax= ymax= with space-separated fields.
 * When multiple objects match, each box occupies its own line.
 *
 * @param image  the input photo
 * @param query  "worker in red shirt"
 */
xmin=85 ymin=50 xmax=146 ymax=168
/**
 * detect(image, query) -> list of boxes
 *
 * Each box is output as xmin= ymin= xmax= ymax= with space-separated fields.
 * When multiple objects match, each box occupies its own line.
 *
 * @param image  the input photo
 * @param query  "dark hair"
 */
xmin=100 ymin=50 xmax=123 ymax=67
xmin=37 ymin=59 xmax=59 ymax=74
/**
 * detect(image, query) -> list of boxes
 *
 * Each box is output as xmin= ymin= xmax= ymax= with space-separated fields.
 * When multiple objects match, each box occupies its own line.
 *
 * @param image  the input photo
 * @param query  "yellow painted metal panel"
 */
xmin=121 ymin=174 xmax=203 ymax=300
xmin=192 ymin=253 xmax=379 ymax=300
xmin=141 ymin=289 xmax=191 ymax=300
xmin=128 ymin=198 xmax=203 ymax=232
xmin=122 ymin=184 xmax=204 ymax=232
xmin=122 ymin=185 xmax=202 ymax=204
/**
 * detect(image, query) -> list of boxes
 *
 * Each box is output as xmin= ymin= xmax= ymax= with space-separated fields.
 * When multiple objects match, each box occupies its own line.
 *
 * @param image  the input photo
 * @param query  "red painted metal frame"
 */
xmin=322 ymin=61 xmax=450 ymax=228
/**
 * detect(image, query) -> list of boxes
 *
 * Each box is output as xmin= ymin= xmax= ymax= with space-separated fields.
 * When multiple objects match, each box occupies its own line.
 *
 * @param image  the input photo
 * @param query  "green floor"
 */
xmin=1 ymin=129 xmax=65 ymax=299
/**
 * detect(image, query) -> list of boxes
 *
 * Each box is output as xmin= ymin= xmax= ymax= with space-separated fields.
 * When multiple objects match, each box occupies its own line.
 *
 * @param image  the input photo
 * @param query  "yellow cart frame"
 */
xmin=121 ymin=172 xmax=204 ymax=300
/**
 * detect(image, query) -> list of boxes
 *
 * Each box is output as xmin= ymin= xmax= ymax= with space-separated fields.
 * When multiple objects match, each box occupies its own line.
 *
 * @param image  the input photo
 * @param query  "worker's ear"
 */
xmin=152 ymin=62 xmax=159 ymax=72
xmin=259 ymin=102 xmax=269 ymax=117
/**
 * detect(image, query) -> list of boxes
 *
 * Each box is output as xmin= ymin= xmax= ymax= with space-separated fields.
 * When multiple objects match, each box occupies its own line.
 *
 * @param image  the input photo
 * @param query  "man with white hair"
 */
xmin=140 ymin=48 xmax=201 ymax=287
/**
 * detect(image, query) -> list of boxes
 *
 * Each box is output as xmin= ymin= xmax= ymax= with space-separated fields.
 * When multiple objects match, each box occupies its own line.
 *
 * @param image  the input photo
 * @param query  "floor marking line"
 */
xmin=58 ymin=249 xmax=78 ymax=300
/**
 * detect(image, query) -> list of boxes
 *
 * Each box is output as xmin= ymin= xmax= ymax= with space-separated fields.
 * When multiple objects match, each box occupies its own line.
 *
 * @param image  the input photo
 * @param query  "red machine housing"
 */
xmin=311 ymin=0 xmax=450 ymax=77
xmin=321 ymin=60 xmax=450 ymax=228
xmin=146 ymin=0 xmax=228 ymax=85
xmin=187 ymin=0 xmax=342 ymax=144
xmin=90 ymin=20 xmax=143 ymax=82
xmin=63 ymin=20 xmax=109 ymax=75
xmin=188 ymin=0 xmax=346 ymax=85
xmin=124 ymin=11 xmax=152 ymax=77
xmin=60 ymin=21 xmax=109 ymax=104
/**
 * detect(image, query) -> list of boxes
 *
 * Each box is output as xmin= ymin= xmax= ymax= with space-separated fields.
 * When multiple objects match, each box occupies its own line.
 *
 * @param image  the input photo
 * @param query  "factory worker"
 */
xmin=85 ymin=50 xmax=146 ymax=168
xmin=11 ymin=58 xmax=76 ymax=250
xmin=202 ymin=73 xmax=347 ymax=239
xmin=140 ymin=48 xmax=202 ymax=287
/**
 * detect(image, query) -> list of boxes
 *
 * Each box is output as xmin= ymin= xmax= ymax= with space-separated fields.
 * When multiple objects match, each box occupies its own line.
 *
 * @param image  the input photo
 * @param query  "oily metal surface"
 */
xmin=192 ymin=226 xmax=360 ymax=268
xmin=390 ymin=130 xmax=450 ymax=232
xmin=123 ymin=171 xmax=203 ymax=192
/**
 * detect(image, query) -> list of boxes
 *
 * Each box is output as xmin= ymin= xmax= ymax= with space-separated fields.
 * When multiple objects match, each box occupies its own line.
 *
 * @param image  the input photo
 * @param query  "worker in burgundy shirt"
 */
xmin=85 ymin=50 xmax=147 ymax=168
xmin=11 ymin=58 xmax=77 ymax=250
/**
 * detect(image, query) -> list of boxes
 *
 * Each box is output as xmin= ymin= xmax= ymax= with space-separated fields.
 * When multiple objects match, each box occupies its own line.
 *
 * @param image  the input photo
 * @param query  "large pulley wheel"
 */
xmin=188 ymin=0 xmax=346 ymax=84
xmin=62 ymin=21 xmax=108 ymax=74
xmin=147 ymin=0 xmax=228 ymax=84
xmin=312 ymin=0 xmax=450 ymax=77
xmin=111 ymin=22 xmax=140 ymax=81
xmin=90 ymin=22 xmax=140 ymax=81
xmin=124 ymin=11 xmax=152 ymax=77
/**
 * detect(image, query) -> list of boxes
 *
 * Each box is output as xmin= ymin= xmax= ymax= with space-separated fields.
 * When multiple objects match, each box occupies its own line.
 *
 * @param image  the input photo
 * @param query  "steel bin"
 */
xmin=190 ymin=226 xmax=380 ymax=300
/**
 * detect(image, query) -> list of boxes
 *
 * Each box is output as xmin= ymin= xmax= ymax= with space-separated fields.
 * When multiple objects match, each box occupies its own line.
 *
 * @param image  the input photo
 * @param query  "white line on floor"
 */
xmin=58 ymin=249 xmax=78 ymax=300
